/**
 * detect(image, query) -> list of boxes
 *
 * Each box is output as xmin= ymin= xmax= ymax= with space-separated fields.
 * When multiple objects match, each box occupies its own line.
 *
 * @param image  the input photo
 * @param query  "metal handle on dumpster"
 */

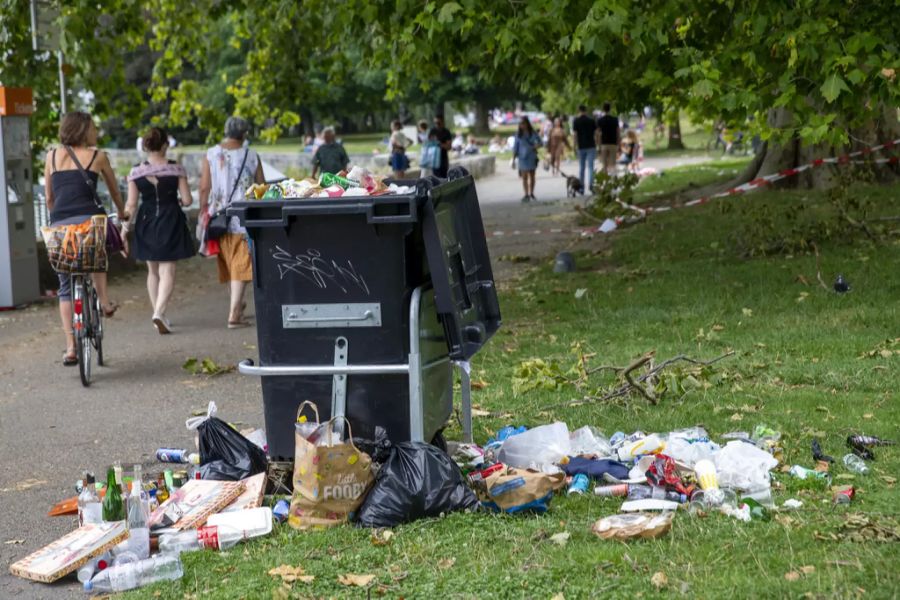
xmin=285 ymin=310 xmax=374 ymax=324
xmin=237 ymin=359 xmax=409 ymax=376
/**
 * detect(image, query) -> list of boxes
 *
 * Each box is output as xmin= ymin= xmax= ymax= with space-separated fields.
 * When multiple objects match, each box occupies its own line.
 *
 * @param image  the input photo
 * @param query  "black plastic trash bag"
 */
xmin=187 ymin=402 xmax=267 ymax=481
xmin=356 ymin=442 xmax=478 ymax=528
xmin=352 ymin=426 xmax=393 ymax=464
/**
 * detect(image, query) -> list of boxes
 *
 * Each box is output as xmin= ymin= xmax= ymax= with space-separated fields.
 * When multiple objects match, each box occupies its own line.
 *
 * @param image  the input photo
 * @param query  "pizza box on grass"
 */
xmin=9 ymin=522 xmax=128 ymax=583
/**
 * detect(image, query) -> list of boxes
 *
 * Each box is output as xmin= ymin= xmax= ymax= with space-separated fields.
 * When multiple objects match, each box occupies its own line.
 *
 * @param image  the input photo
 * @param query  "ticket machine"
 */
xmin=0 ymin=87 xmax=39 ymax=307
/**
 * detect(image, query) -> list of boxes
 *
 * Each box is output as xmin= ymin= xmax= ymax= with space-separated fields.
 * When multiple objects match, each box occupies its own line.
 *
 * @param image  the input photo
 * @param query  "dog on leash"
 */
xmin=559 ymin=171 xmax=583 ymax=197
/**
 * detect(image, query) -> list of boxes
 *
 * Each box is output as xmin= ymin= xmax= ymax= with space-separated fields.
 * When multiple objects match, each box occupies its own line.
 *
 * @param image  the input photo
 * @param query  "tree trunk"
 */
xmin=473 ymin=100 xmax=491 ymax=136
xmin=667 ymin=113 xmax=684 ymax=150
xmin=725 ymin=105 xmax=899 ymax=191
xmin=299 ymin=107 xmax=315 ymax=137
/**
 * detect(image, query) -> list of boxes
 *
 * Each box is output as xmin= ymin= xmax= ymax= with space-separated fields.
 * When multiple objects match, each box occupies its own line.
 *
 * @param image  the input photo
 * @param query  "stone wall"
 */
xmin=107 ymin=150 xmax=495 ymax=182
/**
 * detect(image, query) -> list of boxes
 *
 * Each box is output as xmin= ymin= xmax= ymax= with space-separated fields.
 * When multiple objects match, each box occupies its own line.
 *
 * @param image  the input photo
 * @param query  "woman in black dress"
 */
xmin=123 ymin=127 xmax=195 ymax=334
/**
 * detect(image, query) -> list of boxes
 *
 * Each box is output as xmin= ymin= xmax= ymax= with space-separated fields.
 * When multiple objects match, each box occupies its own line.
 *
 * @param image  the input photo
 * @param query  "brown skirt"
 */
xmin=217 ymin=233 xmax=252 ymax=283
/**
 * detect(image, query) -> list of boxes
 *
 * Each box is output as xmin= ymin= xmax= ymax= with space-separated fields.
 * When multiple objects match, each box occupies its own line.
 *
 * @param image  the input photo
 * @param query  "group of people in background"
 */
xmin=45 ymin=112 xmax=264 ymax=365
xmin=45 ymin=105 xmax=646 ymax=364
xmin=510 ymin=102 xmax=643 ymax=200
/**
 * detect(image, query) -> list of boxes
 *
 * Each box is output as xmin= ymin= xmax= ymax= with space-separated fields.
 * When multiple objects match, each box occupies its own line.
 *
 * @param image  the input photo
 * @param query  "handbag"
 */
xmin=419 ymin=140 xmax=441 ymax=170
xmin=207 ymin=149 xmax=249 ymax=241
xmin=63 ymin=146 xmax=124 ymax=254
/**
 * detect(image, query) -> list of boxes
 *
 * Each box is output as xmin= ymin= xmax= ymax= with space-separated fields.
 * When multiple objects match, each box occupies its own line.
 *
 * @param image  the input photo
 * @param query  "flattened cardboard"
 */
xmin=221 ymin=472 xmax=266 ymax=512
xmin=148 ymin=479 xmax=242 ymax=531
xmin=9 ymin=522 xmax=128 ymax=583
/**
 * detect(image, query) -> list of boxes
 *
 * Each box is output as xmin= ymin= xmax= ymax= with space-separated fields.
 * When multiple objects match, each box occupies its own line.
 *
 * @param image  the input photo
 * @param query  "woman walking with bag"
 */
xmin=123 ymin=127 xmax=196 ymax=334
xmin=198 ymin=116 xmax=264 ymax=329
xmin=43 ymin=112 xmax=127 ymax=365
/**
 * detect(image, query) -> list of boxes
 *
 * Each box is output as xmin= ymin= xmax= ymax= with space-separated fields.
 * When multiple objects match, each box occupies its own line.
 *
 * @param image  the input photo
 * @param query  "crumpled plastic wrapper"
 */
xmin=591 ymin=512 xmax=674 ymax=540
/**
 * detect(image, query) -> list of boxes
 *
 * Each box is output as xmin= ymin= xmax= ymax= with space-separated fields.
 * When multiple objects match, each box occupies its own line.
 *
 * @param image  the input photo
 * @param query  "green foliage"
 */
xmin=582 ymin=171 xmax=640 ymax=221
xmin=731 ymin=168 xmax=891 ymax=257
xmin=182 ymin=357 xmax=234 ymax=376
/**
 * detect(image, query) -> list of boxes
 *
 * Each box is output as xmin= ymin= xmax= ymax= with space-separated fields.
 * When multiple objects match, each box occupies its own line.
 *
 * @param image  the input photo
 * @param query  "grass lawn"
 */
xmin=128 ymin=168 xmax=899 ymax=599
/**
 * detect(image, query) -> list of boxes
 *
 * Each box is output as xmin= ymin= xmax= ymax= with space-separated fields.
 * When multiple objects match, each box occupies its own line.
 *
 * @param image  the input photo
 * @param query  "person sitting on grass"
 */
xmin=310 ymin=127 xmax=350 ymax=178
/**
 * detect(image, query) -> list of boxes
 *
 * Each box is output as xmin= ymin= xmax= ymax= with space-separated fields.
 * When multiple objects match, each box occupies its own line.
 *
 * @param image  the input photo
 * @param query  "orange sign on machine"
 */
xmin=0 ymin=87 xmax=34 ymax=117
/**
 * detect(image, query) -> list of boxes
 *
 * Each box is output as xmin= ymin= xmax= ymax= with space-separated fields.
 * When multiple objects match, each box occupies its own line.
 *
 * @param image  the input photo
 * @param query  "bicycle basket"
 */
xmin=41 ymin=215 xmax=109 ymax=273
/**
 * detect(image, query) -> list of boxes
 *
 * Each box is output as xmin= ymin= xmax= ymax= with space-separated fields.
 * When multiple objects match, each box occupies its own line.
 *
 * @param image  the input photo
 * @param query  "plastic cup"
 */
xmin=694 ymin=459 xmax=719 ymax=491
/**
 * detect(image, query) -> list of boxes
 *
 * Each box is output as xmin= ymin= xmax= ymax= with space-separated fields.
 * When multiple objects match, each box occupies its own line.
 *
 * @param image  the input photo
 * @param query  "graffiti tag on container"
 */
xmin=272 ymin=246 xmax=370 ymax=295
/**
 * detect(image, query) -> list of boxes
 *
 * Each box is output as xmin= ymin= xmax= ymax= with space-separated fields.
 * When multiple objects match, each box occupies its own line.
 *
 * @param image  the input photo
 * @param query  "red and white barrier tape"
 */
xmin=484 ymin=140 xmax=898 ymax=239
xmin=617 ymin=139 xmax=900 ymax=217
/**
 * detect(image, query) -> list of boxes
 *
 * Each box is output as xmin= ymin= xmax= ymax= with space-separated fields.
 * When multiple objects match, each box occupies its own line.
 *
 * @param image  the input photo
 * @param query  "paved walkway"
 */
xmin=0 ymin=152 xmax=711 ymax=598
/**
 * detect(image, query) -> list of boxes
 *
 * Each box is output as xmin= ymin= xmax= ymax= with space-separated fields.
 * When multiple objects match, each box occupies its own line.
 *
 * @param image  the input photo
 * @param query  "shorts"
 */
xmin=216 ymin=233 xmax=253 ymax=283
xmin=390 ymin=152 xmax=410 ymax=172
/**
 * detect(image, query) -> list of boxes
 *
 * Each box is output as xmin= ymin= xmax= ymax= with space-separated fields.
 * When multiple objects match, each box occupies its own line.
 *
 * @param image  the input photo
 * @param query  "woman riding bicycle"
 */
xmin=44 ymin=112 xmax=127 ymax=366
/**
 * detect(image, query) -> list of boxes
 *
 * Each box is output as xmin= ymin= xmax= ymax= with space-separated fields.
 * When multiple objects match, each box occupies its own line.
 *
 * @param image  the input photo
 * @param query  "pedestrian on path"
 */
xmin=388 ymin=120 xmax=412 ymax=179
xmin=123 ymin=127 xmax=196 ymax=335
xmin=572 ymin=105 xmax=597 ymax=193
xmin=198 ymin=117 xmax=264 ymax=329
xmin=310 ymin=127 xmax=350 ymax=178
xmin=597 ymin=102 xmax=621 ymax=175
xmin=511 ymin=116 xmax=542 ymax=202
xmin=43 ymin=112 xmax=128 ymax=365
xmin=547 ymin=117 xmax=571 ymax=175
xmin=428 ymin=115 xmax=453 ymax=178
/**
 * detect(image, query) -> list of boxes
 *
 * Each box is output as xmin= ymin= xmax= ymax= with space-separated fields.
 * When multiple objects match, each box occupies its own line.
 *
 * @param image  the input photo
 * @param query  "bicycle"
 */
xmin=70 ymin=272 xmax=104 ymax=386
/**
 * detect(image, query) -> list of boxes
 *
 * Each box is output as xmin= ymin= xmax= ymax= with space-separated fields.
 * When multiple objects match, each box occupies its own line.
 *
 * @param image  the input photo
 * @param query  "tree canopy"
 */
xmin=1 ymin=0 xmax=897 ymax=150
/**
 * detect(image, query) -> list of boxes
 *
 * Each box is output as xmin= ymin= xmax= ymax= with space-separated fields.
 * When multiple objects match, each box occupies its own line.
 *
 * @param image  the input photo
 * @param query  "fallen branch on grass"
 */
xmin=542 ymin=350 xmax=736 ymax=410
xmin=811 ymin=242 xmax=830 ymax=291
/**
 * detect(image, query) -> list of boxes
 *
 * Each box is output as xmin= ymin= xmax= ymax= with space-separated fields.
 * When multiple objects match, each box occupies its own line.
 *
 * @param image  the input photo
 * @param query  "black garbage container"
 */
xmin=229 ymin=171 xmax=500 ymax=460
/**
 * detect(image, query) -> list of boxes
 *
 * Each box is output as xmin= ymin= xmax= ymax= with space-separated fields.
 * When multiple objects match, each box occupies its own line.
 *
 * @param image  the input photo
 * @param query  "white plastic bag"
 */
xmin=714 ymin=441 xmax=778 ymax=491
xmin=498 ymin=422 xmax=570 ymax=473
xmin=569 ymin=426 xmax=612 ymax=457
xmin=665 ymin=437 xmax=720 ymax=467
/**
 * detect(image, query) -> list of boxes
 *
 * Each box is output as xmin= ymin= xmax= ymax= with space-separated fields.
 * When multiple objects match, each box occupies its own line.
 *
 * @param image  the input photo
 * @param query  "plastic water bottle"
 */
xmin=84 ymin=555 xmax=183 ymax=594
xmin=124 ymin=465 xmax=150 ymax=559
xmin=626 ymin=484 xmax=686 ymax=503
xmin=159 ymin=524 xmax=247 ymax=554
xmin=842 ymin=453 xmax=870 ymax=475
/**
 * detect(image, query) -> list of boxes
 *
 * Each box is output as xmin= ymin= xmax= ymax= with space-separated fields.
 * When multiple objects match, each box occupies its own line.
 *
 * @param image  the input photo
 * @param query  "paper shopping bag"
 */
xmin=288 ymin=402 xmax=373 ymax=529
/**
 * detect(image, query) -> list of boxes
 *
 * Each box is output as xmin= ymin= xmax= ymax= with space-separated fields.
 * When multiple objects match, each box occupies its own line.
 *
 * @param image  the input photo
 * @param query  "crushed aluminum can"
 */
xmin=833 ymin=486 xmax=855 ymax=505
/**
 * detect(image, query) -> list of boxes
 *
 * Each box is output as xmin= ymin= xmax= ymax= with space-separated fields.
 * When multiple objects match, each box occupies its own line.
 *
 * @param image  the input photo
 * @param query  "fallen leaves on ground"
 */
xmin=549 ymin=532 xmax=570 ymax=546
xmin=338 ymin=573 xmax=375 ymax=587
xmin=4 ymin=539 xmax=24 ymax=544
xmin=371 ymin=529 xmax=394 ymax=546
xmin=0 ymin=478 xmax=46 ymax=493
xmin=651 ymin=571 xmax=668 ymax=589
xmin=471 ymin=379 xmax=490 ymax=390
xmin=437 ymin=558 xmax=456 ymax=570
xmin=784 ymin=571 xmax=801 ymax=582
xmin=268 ymin=564 xmax=315 ymax=584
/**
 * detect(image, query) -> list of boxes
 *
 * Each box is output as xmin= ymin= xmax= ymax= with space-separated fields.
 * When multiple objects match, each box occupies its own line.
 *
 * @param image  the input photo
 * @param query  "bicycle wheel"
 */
xmin=77 ymin=325 xmax=92 ymax=387
xmin=91 ymin=284 xmax=104 ymax=366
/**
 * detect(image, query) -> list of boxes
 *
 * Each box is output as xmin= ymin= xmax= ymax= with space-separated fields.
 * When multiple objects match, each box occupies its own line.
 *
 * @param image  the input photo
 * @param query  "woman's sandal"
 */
xmin=227 ymin=319 xmax=251 ymax=329
xmin=63 ymin=350 xmax=78 ymax=366
xmin=102 ymin=302 xmax=119 ymax=318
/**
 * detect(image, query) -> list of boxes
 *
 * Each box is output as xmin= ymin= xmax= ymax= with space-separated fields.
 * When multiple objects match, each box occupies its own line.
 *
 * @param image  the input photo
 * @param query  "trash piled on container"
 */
xmin=245 ymin=166 xmax=415 ymax=200
xmin=10 ymin=396 xmax=891 ymax=594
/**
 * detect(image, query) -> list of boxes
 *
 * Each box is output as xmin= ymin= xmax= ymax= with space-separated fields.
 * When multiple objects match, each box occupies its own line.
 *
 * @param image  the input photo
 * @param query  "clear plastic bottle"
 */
xmin=84 ymin=555 xmax=183 ymax=594
xmin=842 ymin=453 xmax=870 ymax=475
xmin=78 ymin=472 xmax=102 ymax=526
xmin=159 ymin=524 xmax=247 ymax=554
xmin=78 ymin=552 xmax=111 ymax=584
xmin=626 ymin=484 xmax=686 ymax=503
xmin=125 ymin=465 xmax=150 ymax=559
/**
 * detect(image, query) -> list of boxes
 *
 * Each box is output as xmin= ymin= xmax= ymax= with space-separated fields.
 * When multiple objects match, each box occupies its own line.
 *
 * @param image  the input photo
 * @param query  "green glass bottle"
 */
xmin=102 ymin=467 xmax=125 ymax=522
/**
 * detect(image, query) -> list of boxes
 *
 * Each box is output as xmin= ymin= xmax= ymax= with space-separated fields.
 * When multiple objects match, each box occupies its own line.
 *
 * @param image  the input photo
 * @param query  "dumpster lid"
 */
xmin=421 ymin=170 xmax=501 ymax=360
